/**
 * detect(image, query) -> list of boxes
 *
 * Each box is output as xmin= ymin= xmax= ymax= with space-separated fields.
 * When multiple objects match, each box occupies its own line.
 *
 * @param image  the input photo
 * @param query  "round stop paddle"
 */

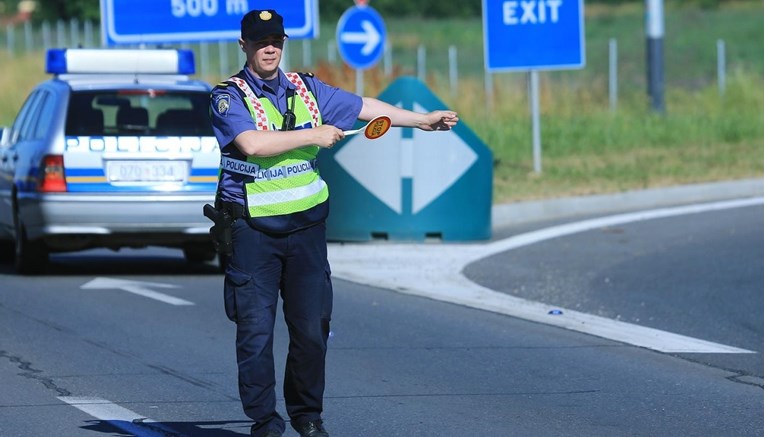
xmin=343 ymin=115 xmax=392 ymax=140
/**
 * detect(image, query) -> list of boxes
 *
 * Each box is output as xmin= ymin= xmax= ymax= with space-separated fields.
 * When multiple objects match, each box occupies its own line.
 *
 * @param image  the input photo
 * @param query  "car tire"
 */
xmin=14 ymin=213 xmax=48 ymax=275
xmin=0 ymin=241 xmax=14 ymax=263
xmin=182 ymin=244 xmax=217 ymax=263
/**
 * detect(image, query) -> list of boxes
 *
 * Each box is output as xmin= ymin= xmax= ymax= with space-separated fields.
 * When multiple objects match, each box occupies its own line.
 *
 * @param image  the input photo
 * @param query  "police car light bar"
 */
xmin=46 ymin=49 xmax=195 ymax=75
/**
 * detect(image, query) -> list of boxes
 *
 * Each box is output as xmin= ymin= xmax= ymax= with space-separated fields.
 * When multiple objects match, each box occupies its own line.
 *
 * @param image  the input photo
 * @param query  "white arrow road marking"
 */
xmin=81 ymin=277 xmax=193 ymax=306
xmin=58 ymin=397 xmax=176 ymax=437
xmin=328 ymin=197 xmax=762 ymax=353
xmin=340 ymin=20 xmax=381 ymax=56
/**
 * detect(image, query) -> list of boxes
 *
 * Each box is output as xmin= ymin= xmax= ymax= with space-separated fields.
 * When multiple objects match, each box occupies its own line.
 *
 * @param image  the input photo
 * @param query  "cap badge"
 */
xmin=259 ymin=11 xmax=272 ymax=21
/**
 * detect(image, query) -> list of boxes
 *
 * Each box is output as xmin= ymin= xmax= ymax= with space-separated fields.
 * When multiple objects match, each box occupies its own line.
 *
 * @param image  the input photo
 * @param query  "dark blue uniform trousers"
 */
xmin=224 ymin=219 xmax=333 ymax=436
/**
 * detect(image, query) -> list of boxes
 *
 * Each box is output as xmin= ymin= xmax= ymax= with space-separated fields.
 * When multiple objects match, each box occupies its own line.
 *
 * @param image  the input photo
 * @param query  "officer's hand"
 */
xmin=417 ymin=110 xmax=459 ymax=132
xmin=313 ymin=125 xmax=345 ymax=149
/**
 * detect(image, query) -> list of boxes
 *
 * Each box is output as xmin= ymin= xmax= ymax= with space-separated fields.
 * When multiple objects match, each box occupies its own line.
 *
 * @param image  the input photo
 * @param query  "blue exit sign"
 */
xmin=482 ymin=0 xmax=585 ymax=71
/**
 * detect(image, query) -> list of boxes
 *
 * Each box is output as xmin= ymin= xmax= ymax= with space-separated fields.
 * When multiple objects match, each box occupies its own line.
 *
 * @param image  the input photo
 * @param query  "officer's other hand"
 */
xmin=418 ymin=110 xmax=459 ymax=132
xmin=313 ymin=125 xmax=345 ymax=149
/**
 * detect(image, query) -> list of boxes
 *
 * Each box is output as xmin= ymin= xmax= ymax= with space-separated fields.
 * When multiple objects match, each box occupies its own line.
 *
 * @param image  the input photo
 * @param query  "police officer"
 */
xmin=210 ymin=9 xmax=458 ymax=437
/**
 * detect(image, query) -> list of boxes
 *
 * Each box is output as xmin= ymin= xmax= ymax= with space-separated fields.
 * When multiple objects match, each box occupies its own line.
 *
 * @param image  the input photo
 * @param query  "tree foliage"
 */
xmin=18 ymin=0 xmax=100 ymax=22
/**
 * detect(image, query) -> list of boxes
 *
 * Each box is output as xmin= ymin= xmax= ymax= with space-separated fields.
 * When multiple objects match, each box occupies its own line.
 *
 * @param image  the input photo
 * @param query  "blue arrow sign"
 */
xmin=335 ymin=5 xmax=386 ymax=70
xmin=100 ymin=0 xmax=318 ymax=46
xmin=482 ymin=0 xmax=585 ymax=71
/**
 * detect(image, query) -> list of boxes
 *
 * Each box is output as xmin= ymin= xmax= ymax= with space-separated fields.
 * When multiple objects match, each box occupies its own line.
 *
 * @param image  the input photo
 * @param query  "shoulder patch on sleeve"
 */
xmin=213 ymin=93 xmax=231 ymax=116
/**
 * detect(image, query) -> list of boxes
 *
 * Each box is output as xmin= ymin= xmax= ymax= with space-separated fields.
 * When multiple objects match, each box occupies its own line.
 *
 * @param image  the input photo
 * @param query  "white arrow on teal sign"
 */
xmin=321 ymin=77 xmax=493 ymax=241
xmin=335 ymin=103 xmax=478 ymax=214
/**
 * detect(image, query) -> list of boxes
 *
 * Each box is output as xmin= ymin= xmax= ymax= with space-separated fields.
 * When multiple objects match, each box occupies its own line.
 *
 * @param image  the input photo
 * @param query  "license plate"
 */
xmin=106 ymin=160 xmax=188 ymax=183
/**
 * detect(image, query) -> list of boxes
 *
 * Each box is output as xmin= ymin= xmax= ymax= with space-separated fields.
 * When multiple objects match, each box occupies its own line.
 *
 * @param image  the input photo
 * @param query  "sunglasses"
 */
xmin=253 ymin=36 xmax=285 ymax=47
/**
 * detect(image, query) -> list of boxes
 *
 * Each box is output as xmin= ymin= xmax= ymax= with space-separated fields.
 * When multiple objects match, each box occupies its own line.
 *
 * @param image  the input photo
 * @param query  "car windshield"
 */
xmin=65 ymin=90 xmax=212 ymax=137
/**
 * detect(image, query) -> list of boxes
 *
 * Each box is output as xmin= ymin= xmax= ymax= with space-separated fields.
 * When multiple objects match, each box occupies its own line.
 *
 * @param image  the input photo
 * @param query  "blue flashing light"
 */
xmin=177 ymin=50 xmax=196 ymax=75
xmin=44 ymin=48 xmax=196 ymax=75
xmin=46 ymin=49 xmax=68 ymax=74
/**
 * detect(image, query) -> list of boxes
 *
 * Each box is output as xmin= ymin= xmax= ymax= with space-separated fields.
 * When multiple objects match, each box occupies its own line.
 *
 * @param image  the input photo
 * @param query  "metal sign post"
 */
xmin=530 ymin=70 xmax=542 ymax=173
xmin=645 ymin=0 xmax=665 ymax=113
xmin=336 ymin=2 xmax=386 ymax=95
xmin=482 ymin=0 xmax=585 ymax=173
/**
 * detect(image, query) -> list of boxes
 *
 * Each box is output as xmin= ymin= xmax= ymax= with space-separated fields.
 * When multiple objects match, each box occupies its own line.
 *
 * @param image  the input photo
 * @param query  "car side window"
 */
xmin=32 ymin=91 xmax=55 ymax=140
xmin=14 ymin=90 xmax=44 ymax=142
xmin=9 ymin=91 xmax=37 ymax=143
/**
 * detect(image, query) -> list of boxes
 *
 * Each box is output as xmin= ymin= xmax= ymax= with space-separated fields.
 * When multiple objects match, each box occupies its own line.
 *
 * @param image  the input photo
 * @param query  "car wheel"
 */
xmin=182 ymin=243 xmax=217 ymax=263
xmin=0 ymin=241 xmax=14 ymax=263
xmin=14 ymin=213 xmax=48 ymax=275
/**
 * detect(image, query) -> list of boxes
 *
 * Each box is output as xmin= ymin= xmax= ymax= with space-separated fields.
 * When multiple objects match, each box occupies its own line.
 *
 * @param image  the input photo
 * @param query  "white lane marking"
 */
xmin=328 ymin=197 xmax=762 ymax=354
xmin=57 ymin=396 xmax=175 ymax=437
xmin=81 ymin=277 xmax=194 ymax=306
xmin=480 ymin=197 xmax=764 ymax=259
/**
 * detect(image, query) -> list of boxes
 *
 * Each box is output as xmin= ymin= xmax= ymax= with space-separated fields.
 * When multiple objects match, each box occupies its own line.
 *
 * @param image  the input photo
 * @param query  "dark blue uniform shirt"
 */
xmin=210 ymin=66 xmax=362 ymax=232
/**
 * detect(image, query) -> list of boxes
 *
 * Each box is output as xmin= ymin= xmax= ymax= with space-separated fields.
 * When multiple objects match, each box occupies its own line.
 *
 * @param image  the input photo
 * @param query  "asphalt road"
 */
xmin=466 ymin=203 xmax=764 ymax=381
xmin=0 ymin=195 xmax=762 ymax=436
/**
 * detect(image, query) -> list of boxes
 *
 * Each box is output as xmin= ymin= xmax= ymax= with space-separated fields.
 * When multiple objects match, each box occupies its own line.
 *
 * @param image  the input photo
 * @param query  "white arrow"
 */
xmin=81 ymin=277 xmax=193 ymax=306
xmin=340 ymin=20 xmax=381 ymax=56
xmin=335 ymin=102 xmax=477 ymax=215
xmin=410 ymin=103 xmax=477 ymax=214
xmin=336 ymin=124 xmax=404 ymax=213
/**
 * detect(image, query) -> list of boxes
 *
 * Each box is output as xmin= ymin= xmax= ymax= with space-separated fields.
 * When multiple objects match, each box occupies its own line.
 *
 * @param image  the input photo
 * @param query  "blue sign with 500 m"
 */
xmin=100 ymin=0 xmax=317 ymax=46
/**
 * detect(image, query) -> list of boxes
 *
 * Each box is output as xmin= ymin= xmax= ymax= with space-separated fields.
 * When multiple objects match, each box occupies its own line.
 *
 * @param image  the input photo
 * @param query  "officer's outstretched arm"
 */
xmin=233 ymin=125 xmax=345 ymax=157
xmin=359 ymin=97 xmax=458 ymax=131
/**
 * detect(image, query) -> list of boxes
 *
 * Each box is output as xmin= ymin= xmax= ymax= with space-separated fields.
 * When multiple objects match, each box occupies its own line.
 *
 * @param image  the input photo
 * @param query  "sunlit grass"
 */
xmin=462 ymin=69 xmax=763 ymax=202
xmin=0 ymin=51 xmax=46 ymax=126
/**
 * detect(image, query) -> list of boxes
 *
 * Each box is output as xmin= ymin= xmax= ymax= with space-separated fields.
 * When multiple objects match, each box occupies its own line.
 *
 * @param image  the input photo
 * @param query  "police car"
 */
xmin=0 ymin=48 xmax=220 ymax=274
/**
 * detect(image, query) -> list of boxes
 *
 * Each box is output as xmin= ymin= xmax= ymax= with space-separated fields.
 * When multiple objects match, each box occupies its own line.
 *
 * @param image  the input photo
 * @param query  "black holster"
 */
xmin=203 ymin=203 xmax=233 ymax=256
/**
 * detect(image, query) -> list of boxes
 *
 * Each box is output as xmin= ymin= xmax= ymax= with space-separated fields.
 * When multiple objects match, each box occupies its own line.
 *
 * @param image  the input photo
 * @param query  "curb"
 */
xmin=492 ymin=178 xmax=763 ymax=229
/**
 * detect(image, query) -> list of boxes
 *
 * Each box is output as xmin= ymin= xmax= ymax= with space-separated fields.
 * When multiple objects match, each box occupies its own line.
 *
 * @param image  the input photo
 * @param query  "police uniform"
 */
xmin=210 ymin=9 xmax=361 ymax=437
